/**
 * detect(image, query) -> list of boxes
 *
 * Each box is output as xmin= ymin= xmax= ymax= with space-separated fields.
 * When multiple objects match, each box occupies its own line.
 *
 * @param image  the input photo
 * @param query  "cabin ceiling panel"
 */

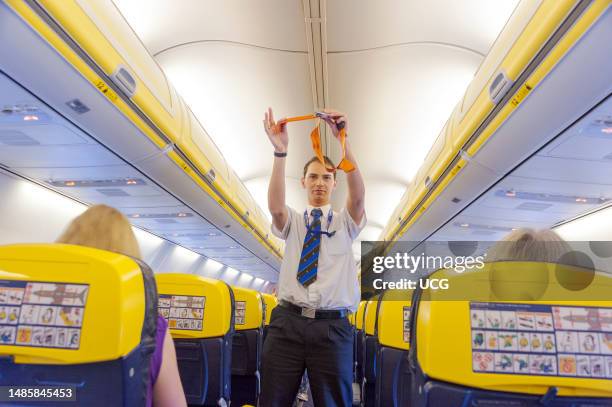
xmin=112 ymin=0 xmax=307 ymax=55
xmin=326 ymin=0 xmax=520 ymax=55
xmin=155 ymin=43 xmax=313 ymax=181
xmin=328 ymin=46 xmax=481 ymax=185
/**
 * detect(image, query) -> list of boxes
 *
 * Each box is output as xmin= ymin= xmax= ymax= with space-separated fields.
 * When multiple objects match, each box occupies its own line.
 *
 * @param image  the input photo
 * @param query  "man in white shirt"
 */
xmin=260 ymin=108 xmax=366 ymax=406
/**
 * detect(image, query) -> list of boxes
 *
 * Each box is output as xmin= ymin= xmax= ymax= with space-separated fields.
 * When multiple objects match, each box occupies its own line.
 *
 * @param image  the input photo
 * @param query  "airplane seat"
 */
xmin=362 ymin=297 xmax=380 ymax=407
xmin=375 ymin=291 xmax=412 ymax=407
xmin=155 ymin=273 xmax=234 ymax=406
xmin=230 ymin=287 xmax=263 ymax=406
xmin=261 ymin=293 xmax=278 ymax=343
xmin=355 ymin=300 xmax=367 ymax=386
xmin=0 ymin=244 xmax=158 ymax=407
xmin=409 ymin=261 xmax=612 ymax=407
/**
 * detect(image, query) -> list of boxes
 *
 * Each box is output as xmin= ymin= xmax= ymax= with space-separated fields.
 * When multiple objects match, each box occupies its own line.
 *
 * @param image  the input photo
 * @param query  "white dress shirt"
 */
xmin=272 ymin=204 xmax=366 ymax=312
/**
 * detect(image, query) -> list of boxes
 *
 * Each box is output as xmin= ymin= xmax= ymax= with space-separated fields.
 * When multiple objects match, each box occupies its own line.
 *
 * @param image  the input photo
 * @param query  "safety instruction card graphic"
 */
xmin=235 ymin=301 xmax=246 ymax=325
xmin=403 ymin=306 xmax=411 ymax=343
xmin=158 ymin=294 xmax=205 ymax=331
xmin=0 ymin=280 xmax=88 ymax=349
xmin=470 ymin=302 xmax=612 ymax=379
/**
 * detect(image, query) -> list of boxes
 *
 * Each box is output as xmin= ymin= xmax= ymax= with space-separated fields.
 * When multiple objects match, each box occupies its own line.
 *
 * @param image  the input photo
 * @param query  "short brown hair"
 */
xmin=303 ymin=156 xmax=336 ymax=179
xmin=56 ymin=204 xmax=142 ymax=259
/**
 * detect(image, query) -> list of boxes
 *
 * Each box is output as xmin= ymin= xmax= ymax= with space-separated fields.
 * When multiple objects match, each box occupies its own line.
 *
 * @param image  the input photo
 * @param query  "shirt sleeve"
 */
xmin=341 ymin=208 xmax=367 ymax=240
xmin=271 ymin=206 xmax=296 ymax=240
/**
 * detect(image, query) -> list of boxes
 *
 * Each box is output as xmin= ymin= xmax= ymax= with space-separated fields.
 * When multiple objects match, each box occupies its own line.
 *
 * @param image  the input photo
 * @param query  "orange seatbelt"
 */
xmin=279 ymin=113 xmax=355 ymax=173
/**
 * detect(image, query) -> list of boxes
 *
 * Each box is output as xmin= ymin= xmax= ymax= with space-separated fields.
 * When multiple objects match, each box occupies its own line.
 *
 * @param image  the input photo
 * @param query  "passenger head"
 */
xmin=56 ymin=204 xmax=141 ymax=259
xmin=487 ymin=228 xmax=570 ymax=263
xmin=302 ymin=155 xmax=337 ymax=206
xmin=487 ymin=228 xmax=571 ymax=301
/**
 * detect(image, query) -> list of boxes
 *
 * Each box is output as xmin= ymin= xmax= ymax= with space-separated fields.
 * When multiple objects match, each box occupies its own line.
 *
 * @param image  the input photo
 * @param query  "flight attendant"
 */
xmin=260 ymin=108 xmax=366 ymax=406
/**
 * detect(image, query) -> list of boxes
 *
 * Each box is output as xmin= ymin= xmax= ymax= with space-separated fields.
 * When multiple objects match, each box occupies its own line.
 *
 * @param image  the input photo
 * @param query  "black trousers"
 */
xmin=260 ymin=305 xmax=354 ymax=407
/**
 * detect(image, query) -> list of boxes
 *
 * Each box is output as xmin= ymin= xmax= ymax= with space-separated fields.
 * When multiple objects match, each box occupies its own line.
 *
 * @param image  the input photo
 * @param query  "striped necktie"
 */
xmin=297 ymin=208 xmax=323 ymax=287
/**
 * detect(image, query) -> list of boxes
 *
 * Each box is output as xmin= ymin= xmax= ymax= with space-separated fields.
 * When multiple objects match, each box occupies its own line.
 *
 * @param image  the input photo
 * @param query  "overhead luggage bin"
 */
xmin=382 ymin=0 xmax=612 ymax=244
xmin=0 ymin=244 xmax=157 ymax=407
xmin=230 ymin=286 xmax=264 ymax=406
xmin=0 ymin=0 xmax=282 ymax=277
xmin=409 ymin=261 xmax=612 ymax=406
xmin=156 ymin=274 xmax=234 ymax=407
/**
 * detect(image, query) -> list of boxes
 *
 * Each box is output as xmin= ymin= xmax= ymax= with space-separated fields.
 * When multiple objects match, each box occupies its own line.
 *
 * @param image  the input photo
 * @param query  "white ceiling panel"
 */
xmin=156 ymin=42 xmax=314 ymax=181
xmin=108 ymin=0 xmax=521 ymax=270
xmin=326 ymin=0 xmax=519 ymax=54
xmin=112 ymin=0 xmax=307 ymax=55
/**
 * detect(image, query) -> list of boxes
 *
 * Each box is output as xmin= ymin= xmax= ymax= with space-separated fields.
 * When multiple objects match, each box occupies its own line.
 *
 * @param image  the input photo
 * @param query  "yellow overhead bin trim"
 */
xmin=0 ymin=244 xmax=146 ymax=365
xmin=5 ymin=0 xmax=282 ymax=260
xmin=466 ymin=0 xmax=610 ymax=156
xmin=155 ymin=274 xmax=233 ymax=339
xmin=382 ymin=0 xmax=609 ymax=245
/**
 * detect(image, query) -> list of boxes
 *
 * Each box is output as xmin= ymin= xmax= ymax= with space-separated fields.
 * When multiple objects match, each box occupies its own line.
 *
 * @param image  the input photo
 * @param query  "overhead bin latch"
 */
xmin=489 ymin=69 xmax=513 ymax=105
xmin=110 ymin=65 xmax=137 ymax=98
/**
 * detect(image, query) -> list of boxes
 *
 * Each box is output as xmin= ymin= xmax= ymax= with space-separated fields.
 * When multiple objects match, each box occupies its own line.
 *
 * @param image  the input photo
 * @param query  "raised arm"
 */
xmin=264 ymin=107 xmax=289 ymax=231
xmin=321 ymin=109 xmax=365 ymax=224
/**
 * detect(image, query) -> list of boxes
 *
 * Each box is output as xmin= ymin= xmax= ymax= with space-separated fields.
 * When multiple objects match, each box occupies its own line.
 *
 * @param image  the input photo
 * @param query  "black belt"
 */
xmin=279 ymin=300 xmax=349 ymax=319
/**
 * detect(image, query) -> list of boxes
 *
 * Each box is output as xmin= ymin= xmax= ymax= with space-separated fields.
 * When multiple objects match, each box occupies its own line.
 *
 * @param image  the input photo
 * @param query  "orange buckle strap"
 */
xmin=279 ymin=113 xmax=356 ymax=173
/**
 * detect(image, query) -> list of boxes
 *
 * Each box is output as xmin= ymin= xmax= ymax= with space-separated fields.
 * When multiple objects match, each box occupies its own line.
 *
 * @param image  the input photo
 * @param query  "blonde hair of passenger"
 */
xmin=487 ymin=228 xmax=570 ymax=263
xmin=487 ymin=228 xmax=572 ymax=301
xmin=56 ymin=204 xmax=141 ymax=259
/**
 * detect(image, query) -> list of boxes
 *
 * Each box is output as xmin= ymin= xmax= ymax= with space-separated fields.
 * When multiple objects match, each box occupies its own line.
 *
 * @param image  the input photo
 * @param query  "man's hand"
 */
xmin=320 ymin=108 xmax=349 ymax=140
xmin=263 ymin=107 xmax=289 ymax=153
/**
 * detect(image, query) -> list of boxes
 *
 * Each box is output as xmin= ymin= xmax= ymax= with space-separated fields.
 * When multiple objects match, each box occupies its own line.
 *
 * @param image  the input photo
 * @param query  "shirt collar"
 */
xmin=306 ymin=204 xmax=331 ymax=218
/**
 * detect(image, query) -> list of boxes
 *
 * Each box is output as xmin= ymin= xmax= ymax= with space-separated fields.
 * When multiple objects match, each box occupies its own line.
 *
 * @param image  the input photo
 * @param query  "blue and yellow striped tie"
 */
xmin=297 ymin=208 xmax=323 ymax=287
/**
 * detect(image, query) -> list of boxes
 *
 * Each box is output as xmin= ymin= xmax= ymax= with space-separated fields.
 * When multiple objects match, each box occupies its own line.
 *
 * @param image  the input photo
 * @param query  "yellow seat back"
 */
xmin=415 ymin=261 xmax=612 ymax=397
xmin=261 ymin=293 xmax=278 ymax=326
xmin=231 ymin=287 xmax=263 ymax=331
xmin=364 ymin=297 xmax=380 ymax=336
xmin=355 ymin=300 xmax=367 ymax=330
xmin=377 ymin=290 xmax=412 ymax=350
xmin=0 ymin=244 xmax=152 ymax=364
xmin=155 ymin=274 xmax=233 ymax=338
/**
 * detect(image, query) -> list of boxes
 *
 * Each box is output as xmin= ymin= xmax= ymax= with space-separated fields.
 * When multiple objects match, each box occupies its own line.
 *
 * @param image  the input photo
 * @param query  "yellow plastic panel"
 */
xmin=36 ymin=0 xmax=183 ymax=139
xmin=381 ymin=1 xmax=609 ymax=245
xmin=364 ymin=297 xmax=380 ymax=336
xmin=355 ymin=300 xmax=367 ymax=330
xmin=457 ymin=0 xmax=544 ymax=124
xmin=184 ymin=109 xmax=231 ymax=194
xmin=0 ymin=244 xmax=146 ymax=365
xmin=155 ymin=274 xmax=232 ymax=339
xmin=377 ymin=290 xmax=412 ymax=350
xmin=261 ymin=293 xmax=278 ymax=326
xmin=5 ymin=0 xmax=282 ymax=261
xmin=416 ymin=262 xmax=612 ymax=397
xmin=454 ymin=0 xmax=578 ymax=151
xmin=232 ymin=286 xmax=263 ymax=331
